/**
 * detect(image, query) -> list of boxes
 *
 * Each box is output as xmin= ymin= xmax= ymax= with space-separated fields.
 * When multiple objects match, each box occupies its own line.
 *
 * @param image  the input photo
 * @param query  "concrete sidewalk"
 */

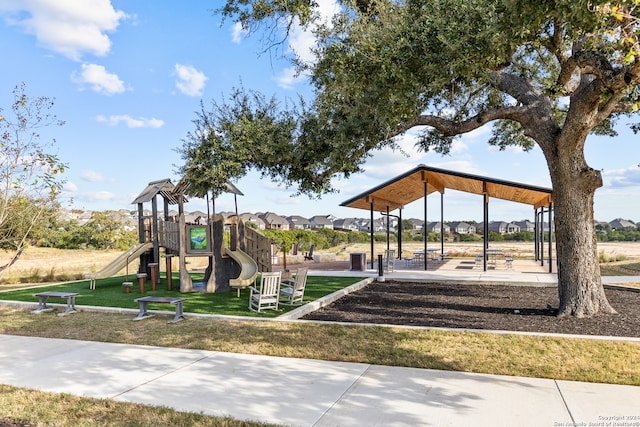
xmin=1 ymin=334 xmax=638 ymax=426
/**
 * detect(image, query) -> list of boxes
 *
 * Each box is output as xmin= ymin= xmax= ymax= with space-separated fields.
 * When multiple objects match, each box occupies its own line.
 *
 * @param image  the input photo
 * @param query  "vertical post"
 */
xmin=165 ymin=254 xmax=173 ymax=291
xmin=398 ymin=208 xmax=403 ymax=260
xmin=483 ymin=183 xmax=488 ymax=272
xmin=370 ymin=200 xmax=375 ymax=269
xmin=540 ymin=209 xmax=545 ymax=267
xmin=440 ymin=191 xmax=445 ymax=256
xmin=548 ymin=202 xmax=553 ymax=273
xmin=149 ymin=263 xmax=158 ymax=290
xmin=423 ymin=180 xmax=428 ymax=271
xmin=137 ymin=203 xmax=145 ymax=244
xmin=534 ymin=208 xmax=539 ymax=261
xmin=386 ymin=205 xmax=390 ymax=252
xmin=151 ymin=195 xmax=160 ymax=271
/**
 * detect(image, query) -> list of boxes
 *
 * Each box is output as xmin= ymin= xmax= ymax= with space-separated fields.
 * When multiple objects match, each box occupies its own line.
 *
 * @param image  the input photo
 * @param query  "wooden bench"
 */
xmin=32 ymin=291 xmax=79 ymax=316
xmin=133 ymin=296 xmax=187 ymax=323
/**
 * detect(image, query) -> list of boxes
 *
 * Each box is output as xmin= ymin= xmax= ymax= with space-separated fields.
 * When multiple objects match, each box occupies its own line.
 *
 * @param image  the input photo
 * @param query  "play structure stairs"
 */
xmin=226 ymin=248 xmax=259 ymax=296
xmin=87 ymin=242 xmax=153 ymax=289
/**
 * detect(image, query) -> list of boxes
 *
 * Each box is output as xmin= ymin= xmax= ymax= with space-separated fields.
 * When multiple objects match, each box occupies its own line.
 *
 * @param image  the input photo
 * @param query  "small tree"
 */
xmin=0 ymin=84 xmax=67 ymax=271
xmin=262 ymin=229 xmax=296 ymax=269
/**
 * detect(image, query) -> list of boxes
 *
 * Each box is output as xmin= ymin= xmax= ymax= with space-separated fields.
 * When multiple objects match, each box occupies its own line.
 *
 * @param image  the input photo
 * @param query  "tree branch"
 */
xmin=399 ymin=104 xmax=531 ymax=137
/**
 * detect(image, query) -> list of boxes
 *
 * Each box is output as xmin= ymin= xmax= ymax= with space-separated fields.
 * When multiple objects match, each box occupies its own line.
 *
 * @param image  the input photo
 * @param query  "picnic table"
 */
xmin=486 ymin=249 xmax=504 ymax=266
xmin=412 ymin=248 xmax=440 ymax=263
xmin=133 ymin=296 xmax=187 ymax=323
xmin=32 ymin=291 xmax=79 ymax=316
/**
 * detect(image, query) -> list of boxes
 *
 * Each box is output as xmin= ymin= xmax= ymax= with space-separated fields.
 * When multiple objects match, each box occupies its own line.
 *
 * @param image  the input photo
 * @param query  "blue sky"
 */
xmin=1 ymin=0 xmax=638 ymax=223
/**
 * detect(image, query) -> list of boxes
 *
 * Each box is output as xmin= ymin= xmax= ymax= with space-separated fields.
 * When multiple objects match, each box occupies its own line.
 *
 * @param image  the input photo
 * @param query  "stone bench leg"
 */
xmin=59 ymin=296 xmax=78 ymax=316
xmin=170 ymin=302 xmax=185 ymax=323
xmin=32 ymin=296 xmax=54 ymax=314
xmin=132 ymin=301 xmax=154 ymax=321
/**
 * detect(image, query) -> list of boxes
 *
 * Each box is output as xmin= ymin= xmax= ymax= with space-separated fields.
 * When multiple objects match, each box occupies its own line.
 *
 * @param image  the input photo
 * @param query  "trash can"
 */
xmin=350 ymin=252 xmax=366 ymax=271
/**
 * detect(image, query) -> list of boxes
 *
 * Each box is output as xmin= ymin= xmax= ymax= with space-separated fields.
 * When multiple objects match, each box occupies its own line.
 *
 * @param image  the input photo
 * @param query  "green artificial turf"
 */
xmin=0 ymin=273 xmax=364 ymax=318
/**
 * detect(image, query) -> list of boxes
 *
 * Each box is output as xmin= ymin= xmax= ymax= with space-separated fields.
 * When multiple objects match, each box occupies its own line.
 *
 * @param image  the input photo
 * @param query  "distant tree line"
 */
xmin=34 ymin=211 xmax=137 ymax=250
xmin=23 ymin=214 xmax=640 ymax=253
xmin=596 ymin=224 xmax=640 ymax=242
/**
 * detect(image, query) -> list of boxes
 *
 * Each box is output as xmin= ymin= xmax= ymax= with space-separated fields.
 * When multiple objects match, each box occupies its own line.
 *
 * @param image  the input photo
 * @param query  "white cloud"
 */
xmin=603 ymin=164 xmax=640 ymax=188
xmin=80 ymin=170 xmax=106 ymax=182
xmin=174 ymin=64 xmax=208 ymax=96
xmin=96 ymin=114 xmax=164 ymax=128
xmin=62 ymin=181 xmax=78 ymax=192
xmin=88 ymin=190 xmax=117 ymax=201
xmin=276 ymin=67 xmax=300 ymax=89
xmin=0 ymin=0 xmax=128 ymax=61
xmin=72 ymin=63 xmax=125 ymax=95
xmin=231 ymin=22 xmax=246 ymax=44
xmin=275 ymin=0 xmax=340 ymax=89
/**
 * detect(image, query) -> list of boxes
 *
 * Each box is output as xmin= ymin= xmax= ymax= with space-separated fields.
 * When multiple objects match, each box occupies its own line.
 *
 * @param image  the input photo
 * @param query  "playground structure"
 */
xmin=88 ymin=242 xmax=152 ymax=289
xmin=89 ymin=178 xmax=272 ymax=293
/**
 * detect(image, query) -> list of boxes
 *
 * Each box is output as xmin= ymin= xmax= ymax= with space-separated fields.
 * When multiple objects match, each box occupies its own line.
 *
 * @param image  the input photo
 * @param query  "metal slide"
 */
xmin=226 ymin=248 xmax=259 ymax=296
xmin=87 ymin=242 xmax=153 ymax=289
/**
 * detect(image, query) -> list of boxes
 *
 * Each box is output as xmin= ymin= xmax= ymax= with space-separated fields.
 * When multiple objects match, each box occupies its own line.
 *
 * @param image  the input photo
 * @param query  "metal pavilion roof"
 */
xmin=340 ymin=164 xmax=553 ymax=212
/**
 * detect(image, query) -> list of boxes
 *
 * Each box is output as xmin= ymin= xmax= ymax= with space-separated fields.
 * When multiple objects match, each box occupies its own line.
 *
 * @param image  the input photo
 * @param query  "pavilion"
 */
xmin=340 ymin=164 xmax=554 ymax=272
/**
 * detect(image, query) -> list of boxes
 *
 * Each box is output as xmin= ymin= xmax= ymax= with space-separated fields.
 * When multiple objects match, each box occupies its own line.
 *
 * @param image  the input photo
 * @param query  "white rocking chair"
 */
xmin=248 ymin=271 xmax=282 ymax=313
xmin=280 ymin=267 xmax=308 ymax=306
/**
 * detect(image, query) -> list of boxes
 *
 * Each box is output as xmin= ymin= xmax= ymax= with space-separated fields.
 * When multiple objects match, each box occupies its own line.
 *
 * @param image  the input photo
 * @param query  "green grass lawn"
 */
xmin=0 ymin=273 xmax=364 ymax=318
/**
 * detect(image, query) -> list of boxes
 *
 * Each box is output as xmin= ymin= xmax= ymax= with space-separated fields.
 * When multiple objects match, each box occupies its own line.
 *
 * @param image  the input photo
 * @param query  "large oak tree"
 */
xmin=194 ymin=0 xmax=640 ymax=317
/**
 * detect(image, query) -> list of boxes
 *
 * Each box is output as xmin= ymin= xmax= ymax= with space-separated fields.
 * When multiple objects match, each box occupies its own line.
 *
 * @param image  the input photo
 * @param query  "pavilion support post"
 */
xmin=423 ymin=180 xmax=428 ymax=271
xmin=482 ymin=183 xmax=489 ymax=271
xmin=534 ymin=208 xmax=539 ymax=261
xmin=398 ymin=208 xmax=403 ymax=260
xmin=370 ymin=201 xmax=375 ymax=269
xmin=386 ymin=205 xmax=390 ymax=253
xmin=540 ymin=209 xmax=545 ymax=267
xmin=539 ymin=209 xmax=545 ymax=264
xmin=440 ymin=192 xmax=444 ymax=256
xmin=548 ymin=202 xmax=554 ymax=273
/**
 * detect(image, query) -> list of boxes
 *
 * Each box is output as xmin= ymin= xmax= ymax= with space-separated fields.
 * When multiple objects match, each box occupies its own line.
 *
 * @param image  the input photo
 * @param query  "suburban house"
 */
xmin=379 ymin=215 xmax=399 ymax=230
xmin=407 ymin=218 xmax=425 ymax=230
xmin=259 ymin=212 xmax=290 ymax=230
xmin=449 ymin=221 xmax=476 ymax=234
xmin=333 ymin=218 xmax=361 ymax=232
xmin=286 ymin=215 xmax=311 ymax=230
xmin=240 ymin=213 xmax=266 ymax=230
xmin=480 ymin=221 xmax=520 ymax=234
xmin=609 ymin=218 xmax=636 ymax=230
xmin=77 ymin=210 xmax=94 ymax=225
xmin=184 ymin=210 xmax=207 ymax=224
xmin=426 ymin=222 xmax=449 ymax=234
xmin=309 ymin=215 xmax=334 ymax=230
xmin=513 ymin=220 xmax=535 ymax=232
xmin=358 ymin=218 xmax=386 ymax=233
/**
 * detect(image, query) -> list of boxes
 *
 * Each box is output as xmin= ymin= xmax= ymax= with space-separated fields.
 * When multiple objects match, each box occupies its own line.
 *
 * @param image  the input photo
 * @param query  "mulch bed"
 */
xmin=302 ymin=281 xmax=640 ymax=338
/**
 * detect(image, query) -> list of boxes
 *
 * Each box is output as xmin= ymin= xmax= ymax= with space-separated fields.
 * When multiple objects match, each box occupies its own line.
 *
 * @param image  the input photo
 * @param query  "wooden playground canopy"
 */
xmin=340 ymin=164 xmax=555 ymax=272
xmin=340 ymin=164 xmax=553 ymax=212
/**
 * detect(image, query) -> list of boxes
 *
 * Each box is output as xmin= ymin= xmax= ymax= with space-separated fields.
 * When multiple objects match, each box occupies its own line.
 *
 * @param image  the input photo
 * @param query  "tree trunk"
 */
xmin=0 ymin=244 xmax=24 ymax=273
xmin=547 ymin=146 xmax=616 ymax=317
